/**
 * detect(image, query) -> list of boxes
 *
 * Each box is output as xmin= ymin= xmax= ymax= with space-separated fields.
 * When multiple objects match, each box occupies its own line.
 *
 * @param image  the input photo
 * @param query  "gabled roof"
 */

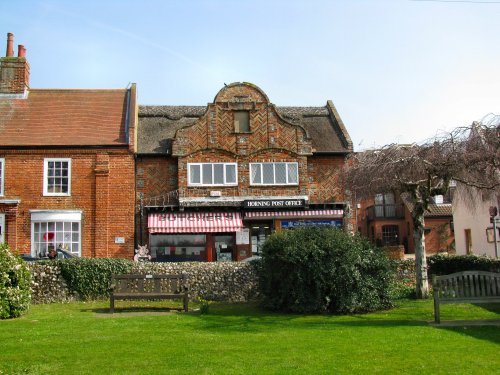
xmin=0 ymin=89 xmax=129 ymax=147
xmin=138 ymin=103 xmax=353 ymax=155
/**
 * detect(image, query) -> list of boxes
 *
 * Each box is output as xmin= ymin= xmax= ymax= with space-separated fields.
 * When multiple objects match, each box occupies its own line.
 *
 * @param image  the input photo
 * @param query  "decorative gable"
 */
xmin=172 ymin=82 xmax=313 ymax=157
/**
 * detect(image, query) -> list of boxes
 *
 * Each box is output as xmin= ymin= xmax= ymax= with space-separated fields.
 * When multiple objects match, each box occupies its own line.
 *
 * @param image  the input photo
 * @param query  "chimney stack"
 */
xmin=6 ymin=32 xmax=14 ymax=57
xmin=0 ymin=32 xmax=30 ymax=96
xmin=18 ymin=45 xmax=26 ymax=58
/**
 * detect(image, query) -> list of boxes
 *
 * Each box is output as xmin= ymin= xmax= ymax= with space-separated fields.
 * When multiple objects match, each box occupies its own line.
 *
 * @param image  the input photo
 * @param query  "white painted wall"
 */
xmin=453 ymin=189 xmax=499 ymax=258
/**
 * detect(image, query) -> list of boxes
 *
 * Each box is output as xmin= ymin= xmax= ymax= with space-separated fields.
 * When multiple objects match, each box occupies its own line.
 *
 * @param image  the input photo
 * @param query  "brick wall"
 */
xmin=0 ymin=148 xmax=135 ymax=258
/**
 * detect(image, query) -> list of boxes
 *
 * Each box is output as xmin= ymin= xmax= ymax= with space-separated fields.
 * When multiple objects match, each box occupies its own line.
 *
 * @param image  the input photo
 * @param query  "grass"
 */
xmin=0 ymin=299 xmax=499 ymax=375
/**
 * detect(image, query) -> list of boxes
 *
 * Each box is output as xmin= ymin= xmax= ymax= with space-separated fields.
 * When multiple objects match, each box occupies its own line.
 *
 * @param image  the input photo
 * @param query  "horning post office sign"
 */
xmin=243 ymin=199 xmax=305 ymax=209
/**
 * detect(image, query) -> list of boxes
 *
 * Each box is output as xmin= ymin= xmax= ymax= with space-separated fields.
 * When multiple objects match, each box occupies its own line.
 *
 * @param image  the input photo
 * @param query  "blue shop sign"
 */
xmin=281 ymin=220 xmax=342 ymax=229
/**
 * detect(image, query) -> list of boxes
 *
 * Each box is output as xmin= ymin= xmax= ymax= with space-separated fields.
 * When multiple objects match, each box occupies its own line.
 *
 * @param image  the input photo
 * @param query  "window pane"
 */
xmin=287 ymin=163 xmax=298 ymax=184
xmin=225 ymin=164 xmax=236 ymax=184
xmin=213 ymin=164 xmax=224 ymax=184
xmin=189 ymin=165 xmax=201 ymax=184
xmin=384 ymin=193 xmax=395 ymax=204
xmin=251 ymin=164 xmax=261 ymax=184
xmin=202 ymin=164 xmax=212 ymax=185
xmin=275 ymin=163 xmax=287 ymax=184
xmin=72 ymin=222 xmax=79 ymax=232
xmin=262 ymin=163 xmax=274 ymax=184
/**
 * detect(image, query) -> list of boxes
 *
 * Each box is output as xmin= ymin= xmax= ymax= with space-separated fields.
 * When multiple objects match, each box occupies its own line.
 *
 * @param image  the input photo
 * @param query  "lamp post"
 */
xmin=489 ymin=206 xmax=499 ymax=258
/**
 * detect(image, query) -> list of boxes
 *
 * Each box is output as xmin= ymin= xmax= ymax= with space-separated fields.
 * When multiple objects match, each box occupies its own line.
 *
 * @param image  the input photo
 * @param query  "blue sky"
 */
xmin=1 ymin=0 xmax=500 ymax=150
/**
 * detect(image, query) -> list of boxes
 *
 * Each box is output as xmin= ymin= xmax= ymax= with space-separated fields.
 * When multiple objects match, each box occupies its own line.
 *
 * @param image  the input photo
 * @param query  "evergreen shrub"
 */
xmin=427 ymin=254 xmax=500 ymax=276
xmin=0 ymin=243 xmax=32 ymax=319
xmin=258 ymin=226 xmax=394 ymax=314
xmin=57 ymin=258 xmax=133 ymax=300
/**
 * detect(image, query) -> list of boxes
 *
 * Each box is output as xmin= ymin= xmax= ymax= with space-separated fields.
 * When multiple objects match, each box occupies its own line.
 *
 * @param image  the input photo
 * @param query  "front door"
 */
xmin=0 ymin=213 xmax=5 ymax=244
xmin=214 ymin=234 xmax=235 ymax=261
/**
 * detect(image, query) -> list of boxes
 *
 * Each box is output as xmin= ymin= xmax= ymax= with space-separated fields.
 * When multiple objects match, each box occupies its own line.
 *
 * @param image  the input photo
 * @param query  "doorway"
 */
xmin=464 ymin=229 xmax=472 ymax=254
xmin=214 ymin=234 xmax=235 ymax=261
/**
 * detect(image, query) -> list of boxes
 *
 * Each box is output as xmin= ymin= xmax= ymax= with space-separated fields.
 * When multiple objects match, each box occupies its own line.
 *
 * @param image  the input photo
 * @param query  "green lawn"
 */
xmin=1 ymin=299 xmax=499 ymax=375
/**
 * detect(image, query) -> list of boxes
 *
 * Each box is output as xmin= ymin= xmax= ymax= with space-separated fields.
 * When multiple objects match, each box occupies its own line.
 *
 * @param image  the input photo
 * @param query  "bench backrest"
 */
xmin=111 ymin=274 xmax=188 ymax=294
xmin=433 ymin=271 xmax=500 ymax=300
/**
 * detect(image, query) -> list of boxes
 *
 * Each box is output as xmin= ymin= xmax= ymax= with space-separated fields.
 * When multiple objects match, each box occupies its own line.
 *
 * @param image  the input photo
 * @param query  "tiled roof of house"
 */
xmin=0 ymin=89 xmax=129 ymax=147
xmin=402 ymin=194 xmax=453 ymax=218
xmin=138 ymin=104 xmax=353 ymax=154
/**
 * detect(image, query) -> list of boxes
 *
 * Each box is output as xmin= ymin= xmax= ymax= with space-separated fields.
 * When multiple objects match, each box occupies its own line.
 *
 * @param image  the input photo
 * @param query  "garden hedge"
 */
xmin=0 ymin=243 xmax=32 ymax=319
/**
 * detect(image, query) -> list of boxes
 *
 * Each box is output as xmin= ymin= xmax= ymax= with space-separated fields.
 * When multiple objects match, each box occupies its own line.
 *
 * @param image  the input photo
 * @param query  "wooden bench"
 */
xmin=432 ymin=271 xmax=500 ymax=323
xmin=109 ymin=274 xmax=189 ymax=313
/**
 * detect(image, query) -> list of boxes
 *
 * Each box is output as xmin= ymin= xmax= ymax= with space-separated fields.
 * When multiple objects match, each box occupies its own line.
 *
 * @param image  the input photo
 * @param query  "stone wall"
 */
xmin=28 ymin=263 xmax=76 ymax=304
xmin=29 ymin=261 xmax=260 ymax=304
xmin=29 ymin=260 xmax=416 ymax=305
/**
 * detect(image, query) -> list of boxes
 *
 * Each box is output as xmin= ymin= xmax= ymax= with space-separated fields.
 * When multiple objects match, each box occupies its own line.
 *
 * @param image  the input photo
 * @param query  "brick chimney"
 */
xmin=0 ymin=32 xmax=30 ymax=95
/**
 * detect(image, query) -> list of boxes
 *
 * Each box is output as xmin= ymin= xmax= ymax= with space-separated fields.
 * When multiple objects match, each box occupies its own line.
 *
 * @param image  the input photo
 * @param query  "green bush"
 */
xmin=258 ymin=226 xmax=394 ymax=314
xmin=57 ymin=258 xmax=133 ymax=300
xmin=427 ymin=254 xmax=500 ymax=276
xmin=0 ymin=243 xmax=32 ymax=319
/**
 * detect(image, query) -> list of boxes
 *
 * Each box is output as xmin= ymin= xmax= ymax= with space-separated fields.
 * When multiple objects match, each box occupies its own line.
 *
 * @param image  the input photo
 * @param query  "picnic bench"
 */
xmin=109 ymin=273 xmax=189 ymax=313
xmin=432 ymin=270 xmax=500 ymax=323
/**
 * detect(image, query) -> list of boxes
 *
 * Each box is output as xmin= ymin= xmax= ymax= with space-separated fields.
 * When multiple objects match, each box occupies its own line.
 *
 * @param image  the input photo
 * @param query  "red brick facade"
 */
xmin=356 ymin=195 xmax=454 ymax=256
xmin=0 ymin=150 xmax=135 ymax=258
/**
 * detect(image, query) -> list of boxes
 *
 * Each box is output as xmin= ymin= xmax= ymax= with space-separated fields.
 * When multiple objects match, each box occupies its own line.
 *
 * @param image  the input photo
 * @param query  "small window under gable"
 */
xmin=234 ymin=111 xmax=250 ymax=133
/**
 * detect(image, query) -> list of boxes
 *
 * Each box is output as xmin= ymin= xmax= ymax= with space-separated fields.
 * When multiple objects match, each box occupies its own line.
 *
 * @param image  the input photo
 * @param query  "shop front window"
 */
xmin=150 ymin=234 xmax=206 ymax=262
xmin=31 ymin=210 xmax=82 ymax=257
xmin=32 ymin=221 xmax=81 ymax=257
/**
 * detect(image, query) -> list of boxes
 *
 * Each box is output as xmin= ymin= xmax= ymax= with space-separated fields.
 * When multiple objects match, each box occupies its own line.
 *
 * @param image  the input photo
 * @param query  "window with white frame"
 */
xmin=44 ymin=158 xmax=71 ymax=196
xmin=0 ymin=158 xmax=4 ymax=196
xmin=250 ymin=162 xmax=298 ymax=185
xmin=31 ymin=211 xmax=81 ymax=257
xmin=188 ymin=163 xmax=238 ymax=186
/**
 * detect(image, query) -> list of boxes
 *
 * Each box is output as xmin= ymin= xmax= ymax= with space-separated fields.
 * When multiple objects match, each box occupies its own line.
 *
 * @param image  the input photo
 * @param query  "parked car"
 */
xmin=20 ymin=249 xmax=75 ymax=261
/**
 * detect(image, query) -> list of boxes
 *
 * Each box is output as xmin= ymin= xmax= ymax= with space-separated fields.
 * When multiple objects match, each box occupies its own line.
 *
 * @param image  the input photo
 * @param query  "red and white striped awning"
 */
xmin=148 ymin=212 xmax=243 ymax=233
xmin=245 ymin=209 xmax=343 ymax=220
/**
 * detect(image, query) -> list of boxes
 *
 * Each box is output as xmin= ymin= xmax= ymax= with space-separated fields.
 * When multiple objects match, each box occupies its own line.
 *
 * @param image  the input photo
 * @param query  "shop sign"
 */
xmin=281 ymin=220 xmax=342 ymax=229
xmin=244 ymin=199 xmax=305 ymax=209
xmin=156 ymin=212 xmax=235 ymax=221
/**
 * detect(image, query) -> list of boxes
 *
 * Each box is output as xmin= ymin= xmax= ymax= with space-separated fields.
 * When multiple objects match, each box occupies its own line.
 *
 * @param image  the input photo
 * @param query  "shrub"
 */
xmin=57 ymin=258 xmax=133 ymax=300
xmin=0 ymin=243 xmax=32 ymax=319
xmin=258 ymin=226 xmax=394 ymax=314
xmin=427 ymin=253 xmax=500 ymax=276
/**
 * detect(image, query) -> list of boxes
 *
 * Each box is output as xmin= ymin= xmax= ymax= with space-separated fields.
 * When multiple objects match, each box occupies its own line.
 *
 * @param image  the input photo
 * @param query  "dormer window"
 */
xmin=234 ymin=111 xmax=249 ymax=133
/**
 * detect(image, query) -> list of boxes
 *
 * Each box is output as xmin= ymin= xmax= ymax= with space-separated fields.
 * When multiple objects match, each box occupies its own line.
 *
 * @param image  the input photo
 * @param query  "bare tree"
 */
xmin=345 ymin=122 xmax=500 ymax=298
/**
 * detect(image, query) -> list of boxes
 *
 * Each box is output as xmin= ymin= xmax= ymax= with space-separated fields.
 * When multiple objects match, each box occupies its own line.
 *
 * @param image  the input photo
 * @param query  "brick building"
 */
xmin=356 ymin=191 xmax=455 ymax=257
xmin=0 ymin=33 xmax=137 ymax=258
xmin=137 ymin=82 xmax=354 ymax=261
